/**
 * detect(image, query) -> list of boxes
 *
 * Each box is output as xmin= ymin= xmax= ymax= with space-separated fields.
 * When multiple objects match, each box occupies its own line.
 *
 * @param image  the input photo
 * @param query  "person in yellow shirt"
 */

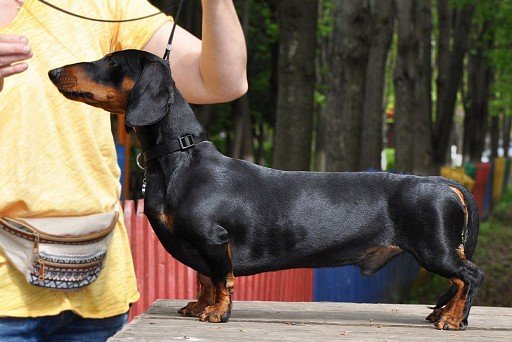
xmin=0 ymin=0 xmax=247 ymax=340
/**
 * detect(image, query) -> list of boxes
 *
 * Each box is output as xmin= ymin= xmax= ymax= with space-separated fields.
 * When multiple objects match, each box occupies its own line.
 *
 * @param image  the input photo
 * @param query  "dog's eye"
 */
xmin=107 ymin=58 xmax=117 ymax=67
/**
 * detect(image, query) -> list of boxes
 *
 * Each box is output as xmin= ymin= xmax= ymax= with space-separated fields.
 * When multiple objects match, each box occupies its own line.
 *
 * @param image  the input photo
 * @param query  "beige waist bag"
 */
xmin=0 ymin=210 xmax=118 ymax=291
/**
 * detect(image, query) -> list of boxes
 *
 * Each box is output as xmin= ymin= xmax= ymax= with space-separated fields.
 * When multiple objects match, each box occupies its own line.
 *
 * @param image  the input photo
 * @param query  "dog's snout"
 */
xmin=48 ymin=68 xmax=62 ymax=84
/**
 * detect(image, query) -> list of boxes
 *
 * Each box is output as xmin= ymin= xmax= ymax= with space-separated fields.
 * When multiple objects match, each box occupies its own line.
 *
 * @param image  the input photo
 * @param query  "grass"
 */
xmin=408 ymin=186 xmax=512 ymax=307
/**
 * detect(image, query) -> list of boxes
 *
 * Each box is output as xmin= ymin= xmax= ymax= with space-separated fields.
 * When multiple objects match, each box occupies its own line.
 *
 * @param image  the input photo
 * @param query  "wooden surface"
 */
xmin=110 ymin=300 xmax=512 ymax=341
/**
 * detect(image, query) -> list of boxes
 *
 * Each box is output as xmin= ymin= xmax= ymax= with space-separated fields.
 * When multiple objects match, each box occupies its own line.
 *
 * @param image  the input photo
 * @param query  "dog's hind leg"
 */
xmin=421 ymin=250 xmax=484 ymax=330
xmin=178 ymin=273 xmax=215 ymax=317
xmin=426 ymin=284 xmax=457 ymax=323
xmin=433 ymin=259 xmax=484 ymax=330
xmin=426 ymin=185 xmax=483 ymax=328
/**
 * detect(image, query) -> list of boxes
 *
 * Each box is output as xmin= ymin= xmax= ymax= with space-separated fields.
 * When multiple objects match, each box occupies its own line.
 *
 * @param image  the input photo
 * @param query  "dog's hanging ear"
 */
xmin=126 ymin=58 xmax=175 ymax=127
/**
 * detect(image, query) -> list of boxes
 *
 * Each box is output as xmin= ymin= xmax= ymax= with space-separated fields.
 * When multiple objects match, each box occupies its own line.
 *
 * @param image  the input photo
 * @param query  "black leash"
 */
xmin=37 ymin=0 xmax=180 ymax=23
xmin=163 ymin=0 xmax=184 ymax=61
xmin=34 ymin=0 xmax=189 ymax=197
xmin=36 ymin=0 xmax=185 ymax=61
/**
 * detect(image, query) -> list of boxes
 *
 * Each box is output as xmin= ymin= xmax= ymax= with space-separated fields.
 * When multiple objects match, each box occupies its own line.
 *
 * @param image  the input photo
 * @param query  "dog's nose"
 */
xmin=48 ymin=68 xmax=62 ymax=84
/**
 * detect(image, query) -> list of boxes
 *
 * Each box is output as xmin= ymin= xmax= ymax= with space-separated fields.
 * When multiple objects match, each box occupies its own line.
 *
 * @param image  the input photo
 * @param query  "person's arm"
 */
xmin=0 ymin=34 xmax=32 ymax=92
xmin=143 ymin=0 xmax=248 ymax=104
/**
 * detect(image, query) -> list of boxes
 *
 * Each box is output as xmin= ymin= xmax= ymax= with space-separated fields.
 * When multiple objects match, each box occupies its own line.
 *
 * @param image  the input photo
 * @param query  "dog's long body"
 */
xmin=49 ymin=50 xmax=484 ymax=330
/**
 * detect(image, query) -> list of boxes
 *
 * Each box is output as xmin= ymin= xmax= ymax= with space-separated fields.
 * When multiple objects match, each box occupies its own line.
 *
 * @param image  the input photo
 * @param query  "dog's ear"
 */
xmin=125 ymin=59 xmax=175 ymax=127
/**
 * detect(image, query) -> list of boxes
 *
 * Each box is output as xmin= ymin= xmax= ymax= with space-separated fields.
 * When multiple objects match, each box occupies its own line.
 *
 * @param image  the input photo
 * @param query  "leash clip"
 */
xmin=135 ymin=152 xmax=147 ymax=197
xmin=141 ymin=178 xmax=146 ymax=197
xmin=136 ymin=152 xmax=146 ymax=171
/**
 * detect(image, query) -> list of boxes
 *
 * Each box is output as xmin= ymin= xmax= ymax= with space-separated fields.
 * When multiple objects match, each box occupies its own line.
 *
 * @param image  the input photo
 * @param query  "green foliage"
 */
xmin=314 ymin=90 xmax=326 ymax=108
xmin=317 ymin=0 xmax=334 ymax=37
xmin=472 ymin=0 xmax=512 ymax=117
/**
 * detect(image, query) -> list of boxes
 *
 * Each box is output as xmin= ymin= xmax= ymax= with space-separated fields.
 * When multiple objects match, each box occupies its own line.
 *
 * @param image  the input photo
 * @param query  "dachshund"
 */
xmin=48 ymin=49 xmax=484 ymax=330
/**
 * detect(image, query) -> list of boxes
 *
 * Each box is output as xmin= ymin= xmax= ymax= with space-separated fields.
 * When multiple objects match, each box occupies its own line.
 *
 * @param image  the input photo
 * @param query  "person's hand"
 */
xmin=0 ymin=34 xmax=32 ymax=92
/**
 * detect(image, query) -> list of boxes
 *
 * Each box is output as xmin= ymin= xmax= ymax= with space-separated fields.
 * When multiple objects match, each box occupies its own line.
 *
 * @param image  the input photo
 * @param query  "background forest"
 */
xmin=145 ymin=0 xmax=512 ymax=176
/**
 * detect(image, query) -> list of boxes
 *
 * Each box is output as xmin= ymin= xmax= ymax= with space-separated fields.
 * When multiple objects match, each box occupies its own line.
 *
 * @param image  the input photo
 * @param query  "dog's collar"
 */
xmin=143 ymin=133 xmax=207 ymax=162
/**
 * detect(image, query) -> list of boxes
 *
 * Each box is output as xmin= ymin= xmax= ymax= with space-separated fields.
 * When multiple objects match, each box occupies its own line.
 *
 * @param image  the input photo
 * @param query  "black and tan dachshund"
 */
xmin=49 ymin=50 xmax=483 ymax=330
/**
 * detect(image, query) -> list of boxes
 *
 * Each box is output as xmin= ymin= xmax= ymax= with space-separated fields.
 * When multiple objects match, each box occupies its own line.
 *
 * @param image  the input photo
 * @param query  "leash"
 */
xmin=37 ymin=0 xmax=180 ymax=23
xmin=36 ymin=0 xmax=185 ymax=60
xmin=35 ymin=0 xmax=189 ymax=198
xmin=163 ymin=0 xmax=184 ymax=61
xmin=135 ymin=0 xmax=186 ymax=197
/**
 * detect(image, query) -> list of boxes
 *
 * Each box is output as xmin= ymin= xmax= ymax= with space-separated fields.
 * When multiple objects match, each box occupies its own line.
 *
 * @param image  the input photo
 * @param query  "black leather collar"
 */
xmin=143 ymin=133 xmax=207 ymax=162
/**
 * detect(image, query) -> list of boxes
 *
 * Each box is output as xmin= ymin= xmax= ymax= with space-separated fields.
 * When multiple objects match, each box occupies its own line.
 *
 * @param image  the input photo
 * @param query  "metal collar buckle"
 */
xmin=179 ymin=135 xmax=195 ymax=150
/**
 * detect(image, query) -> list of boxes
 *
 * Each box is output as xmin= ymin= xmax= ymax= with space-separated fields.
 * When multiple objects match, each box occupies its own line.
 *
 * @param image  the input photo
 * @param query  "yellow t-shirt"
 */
xmin=0 ymin=0 xmax=170 ymax=318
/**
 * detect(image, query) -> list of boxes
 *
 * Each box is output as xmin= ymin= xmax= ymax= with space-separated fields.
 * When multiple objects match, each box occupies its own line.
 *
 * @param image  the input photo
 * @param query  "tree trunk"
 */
xmin=490 ymin=114 xmax=500 ymax=159
xmin=413 ymin=0 xmax=433 ymax=174
xmin=230 ymin=0 xmax=254 ymax=162
xmin=273 ymin=0 xmax=318 ymax=171
xmin=433 ymin=3 xmax=474 ymax=167
xmin=231 ymin=95 xmax=254 ymax=162
xmin=435 ymin=0 xmax=452 ymax=119
xmin=394 ymin=0 xmax=432 ymax=174
xmin=463 ymin=22 xmax=493 ymax=163
xmin=318 ymin=0 xmax=371 ymax=172
xmin=359 ymin=0 xmax=395 ymax=171
xmin=314 ymin=0 xmax=329 ymax=171
xmin=504 ymin=115 xmax=512 ymax=157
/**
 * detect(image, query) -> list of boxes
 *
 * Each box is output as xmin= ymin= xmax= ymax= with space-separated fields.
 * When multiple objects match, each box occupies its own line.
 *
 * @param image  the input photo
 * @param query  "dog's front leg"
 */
xmin=198 ymin=269 xmax=235 ymax=323
xmin=178 ymin=273 xmax=215 ymax=317
xmin=191 ymin=226 xmax=234 ymax=323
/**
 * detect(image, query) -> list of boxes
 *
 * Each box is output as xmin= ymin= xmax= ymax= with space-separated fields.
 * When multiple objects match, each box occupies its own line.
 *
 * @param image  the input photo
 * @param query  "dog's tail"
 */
xmin=446 ymin=179 xmax=480 ymax=261
xmin=432 ymin=178 xmax=480 ymax=310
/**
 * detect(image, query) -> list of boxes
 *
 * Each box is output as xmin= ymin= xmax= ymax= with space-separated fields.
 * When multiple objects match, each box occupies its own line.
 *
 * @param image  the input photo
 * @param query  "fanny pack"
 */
xmin=0 ymin=210 xmax=119 ymax=291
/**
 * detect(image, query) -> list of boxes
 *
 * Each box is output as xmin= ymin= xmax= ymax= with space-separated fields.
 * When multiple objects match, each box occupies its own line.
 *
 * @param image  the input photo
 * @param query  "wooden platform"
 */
xmin=110 ymin=300 xmax=512 ymax=341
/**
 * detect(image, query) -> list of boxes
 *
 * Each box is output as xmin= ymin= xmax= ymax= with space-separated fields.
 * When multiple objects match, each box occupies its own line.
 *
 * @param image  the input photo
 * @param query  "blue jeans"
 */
xmin=0 ymin=310 xmax=128 ymax=342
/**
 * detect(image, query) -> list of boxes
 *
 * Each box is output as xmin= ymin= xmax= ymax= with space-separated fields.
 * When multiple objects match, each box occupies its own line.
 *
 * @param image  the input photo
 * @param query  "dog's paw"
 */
xmin=198 ymin=304 xmax=231 ymax=323
xmin=434 ymin=314 xmax=464 ymax=330
xmin=425 ymin=308 xmax=444 ymax=323
xmin=178 ymin=301 xmax=206 ymax=317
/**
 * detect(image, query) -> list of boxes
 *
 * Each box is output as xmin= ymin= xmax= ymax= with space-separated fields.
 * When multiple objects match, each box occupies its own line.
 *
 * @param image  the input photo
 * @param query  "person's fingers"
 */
xmin=0 ymin=52 xmax=33 ymax=67
xmin=0 ymin=42 xmax=31 ymax=56
xmin=0 ymin=62 xmax=29 ymax=78
xmin=0 ymin=34 xmax=28 ymax=44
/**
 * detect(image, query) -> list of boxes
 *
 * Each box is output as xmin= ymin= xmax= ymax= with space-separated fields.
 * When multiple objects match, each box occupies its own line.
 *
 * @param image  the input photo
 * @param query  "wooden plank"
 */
xmin=110 ymin=300 xmax=512 ymax=341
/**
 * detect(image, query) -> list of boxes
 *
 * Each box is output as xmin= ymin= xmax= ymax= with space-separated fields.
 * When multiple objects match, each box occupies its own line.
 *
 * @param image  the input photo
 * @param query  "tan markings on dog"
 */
xmin=225 ymin=244 xmax=235 ymax=294
xmin=178 ymin=274 xmax=215 ymax=317
xmin=122 ymin=77 xmax=135 ymax=91
xmin=197 ymin=278 xmax=232 ymax=323
xmin=157 ymin=211 xmax=175 ymax=234
xmin=56 ymin=67 xmax=132 ymax=113
xmin=435 ymin=277 xmax=466 ymax=330
xmin=449 ymin=186 xmax=468 ymax=229
xmin=358 ymin=245 xmax=404 ymax=275
xmin=456 ymin=244 xmax=466 ymax=260
xmin=226 ymin=272 xmax=235 ymax=295
xmin=197 ymin=243 xmax=234 ymax=322
xmin=426 ymin=307 xmax=444 ymax=323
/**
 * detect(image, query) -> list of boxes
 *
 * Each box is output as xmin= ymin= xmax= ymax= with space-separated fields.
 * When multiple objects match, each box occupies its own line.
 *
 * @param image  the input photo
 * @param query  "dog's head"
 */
xmin=48 ymin=49 xmax=175 ymax=127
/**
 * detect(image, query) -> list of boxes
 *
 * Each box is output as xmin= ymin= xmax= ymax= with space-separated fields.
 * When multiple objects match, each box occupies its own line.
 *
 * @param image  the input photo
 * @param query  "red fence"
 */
xmin=123 ymin=200 xmax=314 ymax=321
